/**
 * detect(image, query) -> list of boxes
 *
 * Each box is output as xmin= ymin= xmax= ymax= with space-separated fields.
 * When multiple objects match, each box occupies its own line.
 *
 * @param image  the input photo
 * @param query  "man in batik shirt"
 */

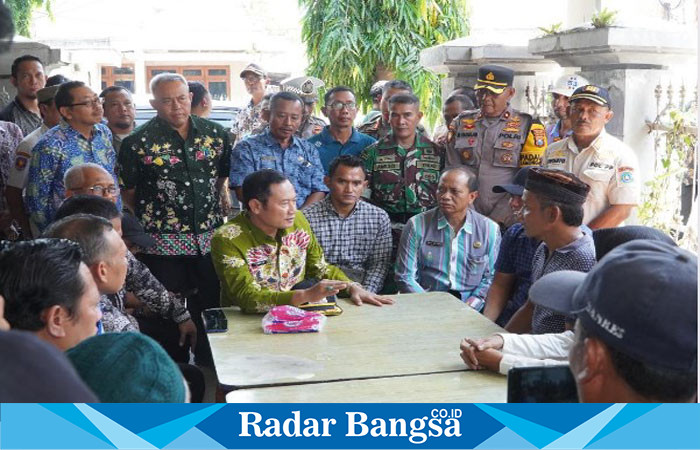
xmin=231 ymin=63 xmax=269 ymax=143
xmin=119 ymin=73 xmax=231 ymax=366
xmin=212 ymin=169 xmax=393 ymax=313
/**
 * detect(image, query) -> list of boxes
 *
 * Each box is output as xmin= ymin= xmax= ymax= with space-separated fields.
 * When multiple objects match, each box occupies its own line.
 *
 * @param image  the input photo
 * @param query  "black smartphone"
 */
xmin=202 ymin=309 xmax=228 ymax=333
xmin=507 ymin=365 xmax=579 ymax=403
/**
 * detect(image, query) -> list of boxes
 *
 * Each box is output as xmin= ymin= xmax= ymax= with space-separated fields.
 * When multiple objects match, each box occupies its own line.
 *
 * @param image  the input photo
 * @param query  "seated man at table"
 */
xmin=303 ymin=155 xmax=392 ymax=293
xmin=395 ymin=167 xmax=501 ymax=310
xmin=460 ymin=225 xmax=677 ymax=376
xmin=211 ymin=169 xmax=394 ymax=313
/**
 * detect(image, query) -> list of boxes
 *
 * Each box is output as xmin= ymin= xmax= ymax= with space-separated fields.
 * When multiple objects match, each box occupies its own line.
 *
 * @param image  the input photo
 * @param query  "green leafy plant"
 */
xmin=637 ymin=109 xmax=697 ymax=250
xmin=5 ymin=0 xmax=52 ymax=37
xmin=591 ymin=7 xmax=618 ymax=28
xmin=299 ymin=0 xmax=468 ymax=126
xmin=538 ymin=22 xmax=563 ymax=36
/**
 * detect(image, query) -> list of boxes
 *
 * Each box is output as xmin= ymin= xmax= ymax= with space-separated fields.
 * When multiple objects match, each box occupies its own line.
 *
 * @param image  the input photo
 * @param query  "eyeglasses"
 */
xmin=86 ymin=185 xmax=120 ymax=196
xmin=243 ymin=75 xmax=262 ymax=83
xmin=328 ymin=102 xmax=357 ymax=111
xmin=69 ymin=98 xmax=102 ymax=108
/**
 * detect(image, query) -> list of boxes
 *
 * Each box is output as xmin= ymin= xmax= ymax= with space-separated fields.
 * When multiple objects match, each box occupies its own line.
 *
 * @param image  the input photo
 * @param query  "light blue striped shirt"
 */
xmin=395 ymin=207 xmax=501 ymax=301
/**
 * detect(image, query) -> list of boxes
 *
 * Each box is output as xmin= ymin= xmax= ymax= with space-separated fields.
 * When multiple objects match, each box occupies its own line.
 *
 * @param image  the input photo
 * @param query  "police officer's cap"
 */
xmin=281 ymin=76 xmax=325 ymax=104
xmin=569 ymin=84 xmax=611 ymax=108
xmin=474 ymin=65 xmax=514 ymax=94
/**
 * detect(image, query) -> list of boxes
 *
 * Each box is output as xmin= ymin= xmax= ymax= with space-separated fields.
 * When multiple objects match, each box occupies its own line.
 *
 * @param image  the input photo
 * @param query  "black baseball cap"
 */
xmin=121 ymin=211 xmax=155 ymax=249
xmin=569 ymin=84 xmax=611 ymax=107
xmin=529 ymin=239 xmax=697 ymax=372
xmin=492 ymin=167 xmax=531 ymax=196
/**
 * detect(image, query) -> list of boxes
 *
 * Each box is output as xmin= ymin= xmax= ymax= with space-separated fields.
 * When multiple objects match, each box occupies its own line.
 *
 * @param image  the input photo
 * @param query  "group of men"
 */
xmin=0 ymin=52 xmax=695 ymax=405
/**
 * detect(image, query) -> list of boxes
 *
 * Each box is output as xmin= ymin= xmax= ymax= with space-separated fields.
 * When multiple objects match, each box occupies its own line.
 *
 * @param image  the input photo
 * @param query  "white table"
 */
xmin=209 ymin=292 xmax=507 ymax=402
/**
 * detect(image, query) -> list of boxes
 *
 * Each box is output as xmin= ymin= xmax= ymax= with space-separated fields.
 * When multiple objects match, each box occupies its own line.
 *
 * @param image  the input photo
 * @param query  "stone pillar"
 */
xmin=528 ymin=27 xmax=697 ymax=183
xmin=420 ymin=38 xmax=559 ymax=112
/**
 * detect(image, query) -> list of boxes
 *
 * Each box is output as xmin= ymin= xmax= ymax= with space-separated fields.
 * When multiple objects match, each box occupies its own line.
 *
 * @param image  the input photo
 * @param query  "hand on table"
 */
xmin=347 ymin=283 xmax=394 ymax=307
xmin=296 ymin=279 xmax=348 ymax=305
xmin=460 ymin=334 xmax=505 ymax=370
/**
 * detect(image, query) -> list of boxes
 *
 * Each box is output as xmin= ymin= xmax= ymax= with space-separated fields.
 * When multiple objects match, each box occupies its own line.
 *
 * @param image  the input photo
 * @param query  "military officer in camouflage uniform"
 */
xmin=446 ymin=65 xmax=547 ymax=228
xmin=281 ymin=76 xmax=326 ymax=139
xmin=358 ymin=80 xmax=416 ymax=141
xmin=361 ymin=93 xmax=443 ymax=293
xmin=362 ymin=94 xmax=443 ymax=222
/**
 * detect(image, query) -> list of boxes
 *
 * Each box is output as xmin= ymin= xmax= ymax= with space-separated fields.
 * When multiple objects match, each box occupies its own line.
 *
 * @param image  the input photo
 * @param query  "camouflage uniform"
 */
xmin=361 ymin=131 xmax=444 ymax=222
xmin=446 ymin=105 xmax=546 ymax=227
xmin=361 ymin=130 xmax=443 ymax=293
xmin=296 ymin=115 xmax=326 ymax=139
xmin=357 ymin=114 xmax=391 ymax=141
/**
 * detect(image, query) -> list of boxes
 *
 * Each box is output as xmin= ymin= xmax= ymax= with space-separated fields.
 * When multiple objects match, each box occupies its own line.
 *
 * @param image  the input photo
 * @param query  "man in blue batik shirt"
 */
xmin=395 ymin=167 xmax=501 ymax=311
xmin=229 ymin=91 xmax=328 ymax=209
xmin=26 ymin=81 xmax=119 ymax=231
xmin=307 ymin=86 xmax=376 ymax=174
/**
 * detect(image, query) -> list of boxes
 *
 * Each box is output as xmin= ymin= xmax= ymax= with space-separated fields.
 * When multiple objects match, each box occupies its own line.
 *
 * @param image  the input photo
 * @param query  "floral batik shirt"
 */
xmin=231 ymin=99 xmax=264 ymax=142
xmin=26 ymin=122 xmax=119 ymax=231
xmin=211 ymin=210 xmax=350 ymax=313
xmin=119 ymin=115 xmax=231 ymax=256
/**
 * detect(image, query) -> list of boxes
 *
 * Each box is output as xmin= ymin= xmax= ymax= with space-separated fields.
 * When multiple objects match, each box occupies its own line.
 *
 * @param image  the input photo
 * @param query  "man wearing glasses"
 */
xmin=446 ymin=65 xmax=547 ymax=229
xmin=542 ymin=85 xmax=640 ymax=228
xmin=25 ymin=80 xmax=118 ymax=232
xmin=231 ymin=63 xmax=270 ymax=143
xmin=308 ymin=86 xmax=376 ymax=174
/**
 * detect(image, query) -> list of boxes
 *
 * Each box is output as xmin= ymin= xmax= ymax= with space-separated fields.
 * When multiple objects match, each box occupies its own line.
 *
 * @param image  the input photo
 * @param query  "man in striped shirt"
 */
xmin=395 ymin=167 xmax=501 ymax=310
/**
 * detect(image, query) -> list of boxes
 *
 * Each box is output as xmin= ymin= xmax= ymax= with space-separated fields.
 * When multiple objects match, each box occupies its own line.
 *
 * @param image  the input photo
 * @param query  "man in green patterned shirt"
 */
xmin=119 ymin=73 xmax=231 ymax=366
xmin=211 ymin=169 xmax=394 ymax=313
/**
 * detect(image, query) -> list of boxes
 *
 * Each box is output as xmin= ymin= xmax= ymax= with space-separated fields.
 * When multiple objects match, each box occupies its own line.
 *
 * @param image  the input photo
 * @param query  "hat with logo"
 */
xmin=569 ymin=84 xmax=611 ymax=107
xmin=281 ymin=76 xmax=325 ymax=104
xmin=37 ymin=85 xmax=60 ymax=104
xmin=492 ymin=167 xmax=531 ymax=196
xmin=474 ymin=65 xmax=514 ymax=94
xmin=529 ymin=239 xmax=697 ymax=372
xmin=525 ymin=167 xmax=590 ymax=205
xmin=549 ymin=74 xmax=589 ymax=98
xmin=239 ymin=63 xmax=267 ymax=79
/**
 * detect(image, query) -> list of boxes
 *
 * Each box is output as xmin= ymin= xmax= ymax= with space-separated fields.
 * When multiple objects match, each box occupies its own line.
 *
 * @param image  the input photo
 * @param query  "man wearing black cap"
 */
xmin=481 ymin=168 xmax=540 ymax=326
xmin=5 ymin=84 xmax=64 ymax=238
xmin=542 ymin=84 xmax=640 ymax=228
xmin=506 ymin=168 xmax=596 ymax=334
xmin=231 ymin=63 xmax=270 ymax=143
xmin=446 ymin=64 xmax=548 ymax=228
xmin=531 ymin=240 xmax=697 ymax=402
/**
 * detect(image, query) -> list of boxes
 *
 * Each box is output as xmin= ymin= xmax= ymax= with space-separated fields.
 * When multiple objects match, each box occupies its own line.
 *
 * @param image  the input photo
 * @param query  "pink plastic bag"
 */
xmin=262 ymin=305 xmax=327 ymax=334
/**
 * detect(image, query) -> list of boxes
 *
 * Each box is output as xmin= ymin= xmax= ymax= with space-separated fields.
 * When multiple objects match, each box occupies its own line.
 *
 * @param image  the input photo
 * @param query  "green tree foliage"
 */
xmin=299 ymin=0 xmax=468 ymax=126
xmin=5 ymin=0 xmax=52 ymax=37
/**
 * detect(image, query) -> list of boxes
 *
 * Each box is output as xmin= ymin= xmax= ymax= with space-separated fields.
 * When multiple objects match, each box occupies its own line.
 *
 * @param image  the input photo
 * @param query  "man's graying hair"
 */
xmin=64 ymin=163 xmax=111 ymax=190
xmin=150 ymin=73 xmax=187 ymax=95
xmin=43 ymin=214 xmax=115 ymax=266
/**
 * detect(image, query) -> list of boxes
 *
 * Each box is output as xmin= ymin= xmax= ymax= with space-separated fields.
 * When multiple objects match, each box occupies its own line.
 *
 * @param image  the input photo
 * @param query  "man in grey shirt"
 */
xmin=505 ymin=167 xmax=596 ymax=334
